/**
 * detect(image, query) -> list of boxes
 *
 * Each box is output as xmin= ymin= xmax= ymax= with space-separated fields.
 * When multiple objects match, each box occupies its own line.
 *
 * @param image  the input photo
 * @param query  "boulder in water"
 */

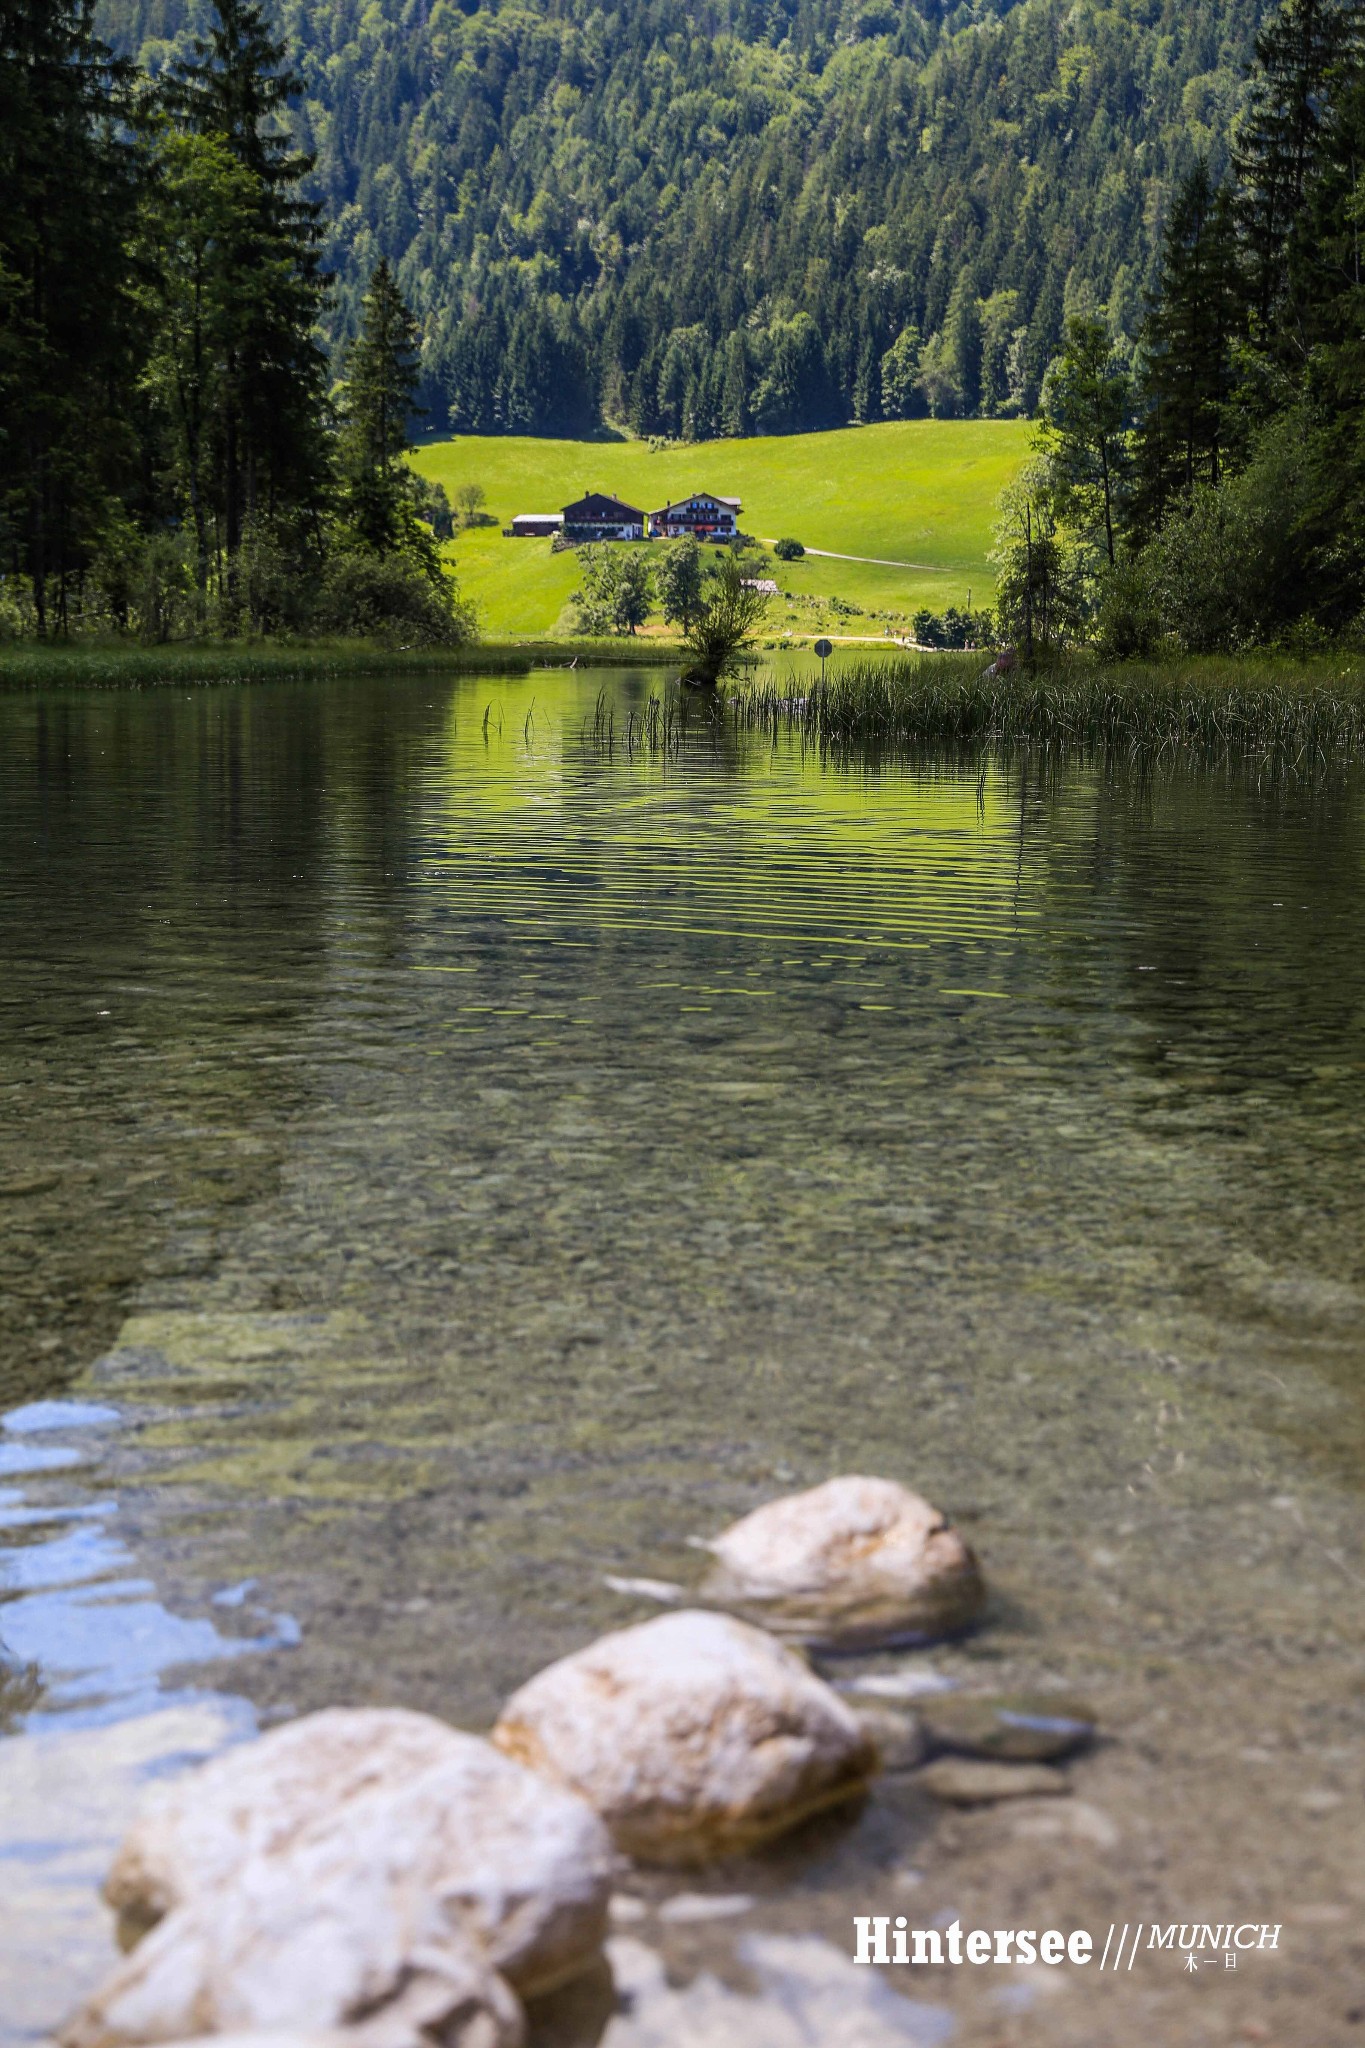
xmin=99 ymin=1708 xmax=609 ymax=1995
xmin=697 ymin=1477 xmax=984 ymax=1651
xmin=62 ymin=1870 xmax=523 ymax=2048
xmin=492 ymin=1610 xmax=874 ymax=1864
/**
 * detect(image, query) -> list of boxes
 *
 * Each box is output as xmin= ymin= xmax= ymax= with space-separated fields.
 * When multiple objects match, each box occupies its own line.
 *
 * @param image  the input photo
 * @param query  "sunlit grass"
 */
xmin=0 ymin=638 xmax=681 ymax=689
xmin=732 ymin=651 xmax=1365 ymax=761
xmin=414 ymin=419 xmax=1030 ymax=636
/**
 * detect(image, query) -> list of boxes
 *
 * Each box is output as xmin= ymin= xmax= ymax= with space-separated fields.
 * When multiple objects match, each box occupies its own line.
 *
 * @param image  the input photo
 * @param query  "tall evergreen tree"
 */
xmin=167 ymin=0 xmax=328 ymax=583
xmin=1039 ymin=315 xmax=1132 ymax=568
xmin=0 ymin=0 xmax=142 ymax=633
xmin=137 ymin=127 xmax=259 ymax=608
xmin=1234 ymin=0 xmax=1365 ymax=332
xmin=339 ymin=259 xmax=421 ymax=554
xmin=1132 ymin=161 xmax=1244 ymax=533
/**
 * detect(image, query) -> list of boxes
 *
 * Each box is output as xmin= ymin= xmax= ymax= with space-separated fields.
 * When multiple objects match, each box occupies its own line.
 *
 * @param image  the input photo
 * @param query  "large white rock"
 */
xmin=61 ymin=1855 xmax=524 ymax=2048
xmin=492 ymin=1611 xmax=875 ymax=1864
xmin=97 ymin=1709 xmax=610 ymax=1999
xmin=697 ymin=1476 xmax=984 ymax=1650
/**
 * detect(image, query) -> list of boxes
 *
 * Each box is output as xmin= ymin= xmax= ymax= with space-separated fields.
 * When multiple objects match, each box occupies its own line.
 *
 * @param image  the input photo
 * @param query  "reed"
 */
xmin=731 ymin=651 xmax=1365 ymax=763
xmin=0 ymin=636 xmax=683 ymax=690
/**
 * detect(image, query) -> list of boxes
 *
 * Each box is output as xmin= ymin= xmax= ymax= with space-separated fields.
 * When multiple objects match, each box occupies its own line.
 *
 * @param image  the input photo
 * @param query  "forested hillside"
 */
xmin=100 ymin=0 xmax=1272 ymax=438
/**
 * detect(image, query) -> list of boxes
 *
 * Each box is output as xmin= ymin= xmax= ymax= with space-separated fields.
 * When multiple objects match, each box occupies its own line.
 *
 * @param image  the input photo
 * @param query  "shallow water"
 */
xmin=0 ymin=671 xmax=1362 ymax=2045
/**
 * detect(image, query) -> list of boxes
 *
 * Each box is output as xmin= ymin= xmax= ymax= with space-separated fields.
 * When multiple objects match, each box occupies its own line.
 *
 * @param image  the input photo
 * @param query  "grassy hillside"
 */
xmin=415 ymin=420 xmax=1030 ymax=639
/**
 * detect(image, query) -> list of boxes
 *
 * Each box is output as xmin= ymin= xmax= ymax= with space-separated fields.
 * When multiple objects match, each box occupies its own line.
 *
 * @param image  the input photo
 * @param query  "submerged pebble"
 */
xmin=918 ymin=1693 xmax=1096 ymax=1763
xmin=492 ymin=1610 xmax=875 ymax=1863
xmin=656 ymin=1892 xmax=756 ymax=1924
xmin=917 ymin=1759 xmax=1070 ymax=1805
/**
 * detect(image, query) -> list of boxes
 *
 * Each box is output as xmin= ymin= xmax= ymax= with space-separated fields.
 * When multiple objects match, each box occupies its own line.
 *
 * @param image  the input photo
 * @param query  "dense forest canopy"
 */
xmin=97 ymin=0 xmax=1276 ymax=436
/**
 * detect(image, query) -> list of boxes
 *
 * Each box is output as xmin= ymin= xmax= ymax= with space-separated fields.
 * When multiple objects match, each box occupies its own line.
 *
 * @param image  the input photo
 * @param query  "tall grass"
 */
xmin=0 ymin=637 xmax=682 ymax=690
xmin=733 ymin=651 xmax=1365 ymax=763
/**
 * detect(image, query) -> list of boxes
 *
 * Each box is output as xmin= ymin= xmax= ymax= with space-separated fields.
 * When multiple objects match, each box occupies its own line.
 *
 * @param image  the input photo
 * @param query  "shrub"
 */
xmin=1095 ymin=555 xmax=1164 ymax=659
xmin=682 ymin=552 xmax=770 ymax=685
xmin=774 ymin=536 xmax=805 ymax=560
xmin=314 ymin=548 xmax=476 ymax=646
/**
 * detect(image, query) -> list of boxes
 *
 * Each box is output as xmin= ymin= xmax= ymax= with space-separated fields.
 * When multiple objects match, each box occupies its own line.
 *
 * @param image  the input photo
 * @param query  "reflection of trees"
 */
xmin=1013 ymin=752 xmax=1365 ymax=1293
xmin=0 ymin=682 xmax=450 ymax=1407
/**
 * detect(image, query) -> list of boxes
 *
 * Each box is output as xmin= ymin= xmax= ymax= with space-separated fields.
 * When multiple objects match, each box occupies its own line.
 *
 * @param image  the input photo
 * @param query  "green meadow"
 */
xmin=412 ymin=419 xmax=1031 ymax=640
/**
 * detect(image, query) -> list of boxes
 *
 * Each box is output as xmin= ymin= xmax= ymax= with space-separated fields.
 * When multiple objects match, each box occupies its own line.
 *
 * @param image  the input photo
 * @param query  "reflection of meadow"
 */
xmin=423 ymin=669 xmax=1031 ymax=967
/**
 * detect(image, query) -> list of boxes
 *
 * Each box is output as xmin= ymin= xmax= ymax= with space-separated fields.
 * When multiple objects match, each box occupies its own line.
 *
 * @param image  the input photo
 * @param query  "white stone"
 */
xmin=601 ymin=1935 xmax=954 ymax=2046
xmin=655 ymin=1893 xmax=755 ymax=1925
xmin=90 ymin=1709 xmax=611 ymax=2000
xmin=697 ymin=1477 xmax=984 ymax=1650
xmin=61 ymin=1858 xmax=524 ymax=2048
xmin=144 ymin=2036 xmax=354 ymax=2048
xmin=144 ymin=2037 xmax=353 ymax=2048
xmin=492 ymin=1611 xmax=874 ymax=1864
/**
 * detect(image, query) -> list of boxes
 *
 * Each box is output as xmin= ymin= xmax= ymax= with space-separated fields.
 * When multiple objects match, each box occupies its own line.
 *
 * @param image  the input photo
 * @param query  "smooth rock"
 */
xmin=696 ymin=1477 xmax=984 ymax=1651
xmin=0 ymin=1634 xmax=40 ymax=1720
xmin=603 ymin=1575 xmax=684 ymax=1605
xmin=918 ymin=1693 xmax=1095 ymax=1763
xmin=850 ymin=1705 xmax=927 ymax=1773
xmin=98 ymin=1708 xmax=611 ymax=1995
xmin=492 ymin=1611 xmax=875 ymax=1863
xmin=656 ymin=1893 xmax=755 ymax=1924
xmin=601 ymin=1935 xmax=954 ymax=2046
xmin=150 ymin=2037 xmax=355 ymax=2048
xmin=835 ymin=1667 xmax=956 ymax=1702
xmin=62 ymin=1865 xmax=523 ymax=2048
xmin=137 ymin=2036 xmax=355 ymax=2048
xmin=917 ymin=1759 xmax=1069 ymax=1805
xmin=1010 ymin=1798 xmax=1120 ymax=1849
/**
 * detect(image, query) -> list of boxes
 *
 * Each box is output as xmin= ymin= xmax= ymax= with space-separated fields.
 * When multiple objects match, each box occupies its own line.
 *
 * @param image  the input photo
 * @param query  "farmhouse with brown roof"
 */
xmin=648 ymin=491 xmax=742 ymax=540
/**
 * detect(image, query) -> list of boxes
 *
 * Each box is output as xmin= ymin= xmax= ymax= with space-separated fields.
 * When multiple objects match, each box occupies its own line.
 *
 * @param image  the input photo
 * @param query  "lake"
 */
xmin=1 ymin=668 xmax=1361 ymax=2046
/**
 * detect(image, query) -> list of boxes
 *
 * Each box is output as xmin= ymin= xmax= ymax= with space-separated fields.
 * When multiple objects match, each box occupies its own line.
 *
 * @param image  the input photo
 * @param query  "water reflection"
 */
xmin=0 ymin=670 xmax=1361 ymax=2045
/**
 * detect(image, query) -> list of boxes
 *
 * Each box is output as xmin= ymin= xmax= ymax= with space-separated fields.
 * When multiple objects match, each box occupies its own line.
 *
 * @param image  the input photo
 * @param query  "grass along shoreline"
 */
xmin=731 ymin=651 xmax=1365 ymax=761
xmin=7 ymin=640 xmax=1364 ymax=768
xmin=0 ymin=637 xmax=686 ymax=689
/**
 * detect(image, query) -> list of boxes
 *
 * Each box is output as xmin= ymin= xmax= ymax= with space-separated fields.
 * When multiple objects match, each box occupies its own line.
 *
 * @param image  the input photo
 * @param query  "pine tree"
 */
xmin=1132 ymin=161 xmax=1244 ymax=534
xmin=340 ymin=259 xmax=422 ymax=554
xmin=167 ymin=0 xmax=328 ymax=586
xmin=0 ymin=0 xmax=142 ymax=633
xmin=1234 ymin=0 xmax=1365 ymax=332
xmin=1039 ymin=315 xmax=1132 ymax=568
xmin=137 ymin=128 xmax=260 ymax=609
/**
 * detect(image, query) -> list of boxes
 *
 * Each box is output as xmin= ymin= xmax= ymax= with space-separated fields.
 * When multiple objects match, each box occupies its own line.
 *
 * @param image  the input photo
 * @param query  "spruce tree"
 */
xmin=340 ymin=259 xmax=422 ymax=554
xmin=1132 ymin=161 xmax=1244 ymax=534
xmin=1234 ymin=0 xmax=1365 ymax=331
xmin=168 ymin=0 xmax=328 ymax=584
xmin=1039 ymin=316 xmax=1132 ymax=568
xmin=0 ymin=1 xmax=142 ymax=633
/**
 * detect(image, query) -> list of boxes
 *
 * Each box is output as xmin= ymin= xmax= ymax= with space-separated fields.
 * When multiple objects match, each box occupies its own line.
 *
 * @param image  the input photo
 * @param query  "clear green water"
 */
xmin=1 ymin=671 xmax=1362 ymax=2046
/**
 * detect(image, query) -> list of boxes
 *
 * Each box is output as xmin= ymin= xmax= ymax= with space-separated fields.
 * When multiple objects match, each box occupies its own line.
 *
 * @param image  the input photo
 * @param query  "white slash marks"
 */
xmin=1099 ymin=1924 xmax=1145 ymax=1970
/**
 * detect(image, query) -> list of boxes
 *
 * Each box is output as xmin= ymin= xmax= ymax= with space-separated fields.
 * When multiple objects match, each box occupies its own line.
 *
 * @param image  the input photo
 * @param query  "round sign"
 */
xmin=813 ymin=637 xmax=833 ymax=658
